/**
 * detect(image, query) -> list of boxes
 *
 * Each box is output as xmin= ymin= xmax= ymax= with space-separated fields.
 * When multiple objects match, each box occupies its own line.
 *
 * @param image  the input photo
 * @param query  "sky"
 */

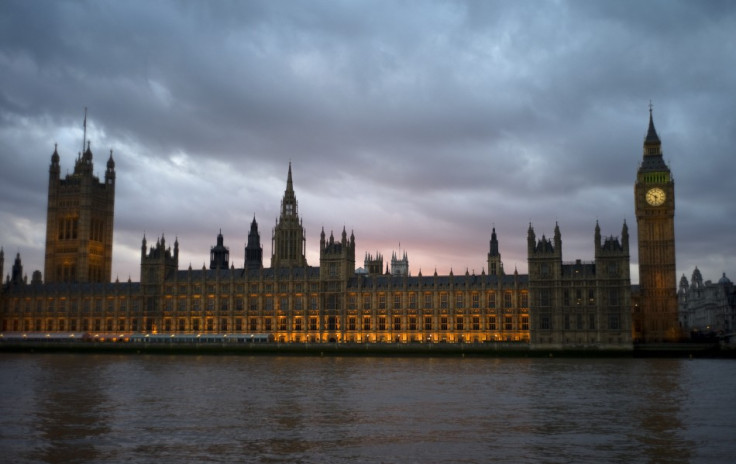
xmin=0 ymin=0 xmax=734 ymax=286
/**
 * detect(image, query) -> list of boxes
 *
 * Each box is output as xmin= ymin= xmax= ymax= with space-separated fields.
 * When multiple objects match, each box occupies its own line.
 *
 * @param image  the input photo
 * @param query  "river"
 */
xmin=1 ymin=354 xmax=734 ymax=463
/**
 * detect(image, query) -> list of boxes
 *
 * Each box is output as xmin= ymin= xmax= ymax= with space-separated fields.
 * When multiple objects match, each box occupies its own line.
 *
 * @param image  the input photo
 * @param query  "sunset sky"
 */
xmin=1 ymin=0 xmax=734 ymax=285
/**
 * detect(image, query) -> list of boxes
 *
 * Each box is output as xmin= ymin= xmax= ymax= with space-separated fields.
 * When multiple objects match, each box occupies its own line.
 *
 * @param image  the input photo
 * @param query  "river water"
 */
xmin=0 ymin=353 xmax=734 ymax=463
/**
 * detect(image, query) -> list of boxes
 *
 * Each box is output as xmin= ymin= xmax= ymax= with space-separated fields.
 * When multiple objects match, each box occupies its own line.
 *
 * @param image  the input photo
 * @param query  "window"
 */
xmin=363 ymin=294 xmax=371 ymax=310
xmin=280 ymin=297 xmax=288 ymax=311
xmin=378 ymin=316 xmax=386 ymax=331
xmin=540 ymin=289 xmax=551 ymax=307
xmin=348 ymin=295 xmax=357 ymax=310
xmin=363 ymin=317 xmax=371 ymax=331
xmin=472 ymin=293 xmax=479 ymax=309
xmin=424 ymin=316 xmax=432 ymax=331
xmin=440 ymin=293 xmax=448 ymax=309
xmin=540 ymin=315 xmax=551 ymax=330
xmin=456 ymin=293 xmax=464 ymax=309
xmin=294 ymin=318 xmax=302 ymax=331
xmin=264 ymin=318 xmax=272 ymax=331
xmin=504 ymin=316 xmax=512 ymax=331
xmin=279 ymin=317 xmax=287 ymax=331
xmin=309 ymin=317 xmax=318 ymax=331
xmin=409 ymin=316 xmax=417 ymax=331
xmin=265 ymin=297 xmax=273 ymax=311
xmin=576 ymin=314 xmax=583 ymax=330
xmin=440 ymin=317 xmax=448 ymax=331
xmin=348 ymin=317 xmax=356 ymax=331
xmin=393 ymin=294 xmax=401 ymax=309
xmin=472 ymin=316 xmax=480 ymax=331
xmin=424 ymin=293 xmax=432 ymax=309
xmin=521 ymin=315 xmax=529 ymax=331
xmin=520 ymin=293 xmax=528 ymax=309
xmin=609 ymin=290 xmax=620 ymax=306
xmin=393 ymin=316 xmax=401 ymax=331
xmin=455 ymin=316 xmax=464 ymax=331
xmin=249 ymin=318 xmax=257 ymax=331
xmin=488 ymin=316 xmax=496 ymax=331
xmin=609 ymin=314 xmax=620 ymax=330
xmin=504 ymin=292 xmax=512 ymax=309
xmin=487 ymin=292 xmax=496 ymax=309
xmin=409 ymin=293 xmax=417 ymax=309
xmin=589 ymin=314 xmax=596 ymax=330
xmin=564 ymin=314 xmax=570 ymax=330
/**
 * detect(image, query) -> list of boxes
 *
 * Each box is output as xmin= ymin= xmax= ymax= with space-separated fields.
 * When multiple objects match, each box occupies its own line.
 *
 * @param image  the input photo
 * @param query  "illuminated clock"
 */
xmin=645 ymin=187 xmax=666 ymax=206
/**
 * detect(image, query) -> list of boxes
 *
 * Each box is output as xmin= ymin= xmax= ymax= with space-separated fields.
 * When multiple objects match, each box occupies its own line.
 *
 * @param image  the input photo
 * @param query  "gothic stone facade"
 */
xmin=1 ymin=114 xmax=676 ymax=351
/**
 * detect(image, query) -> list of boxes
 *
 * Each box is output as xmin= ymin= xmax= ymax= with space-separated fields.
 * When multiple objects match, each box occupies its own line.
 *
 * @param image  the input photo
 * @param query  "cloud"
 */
xmin=0 ymin=0 xmax=735 ymax=285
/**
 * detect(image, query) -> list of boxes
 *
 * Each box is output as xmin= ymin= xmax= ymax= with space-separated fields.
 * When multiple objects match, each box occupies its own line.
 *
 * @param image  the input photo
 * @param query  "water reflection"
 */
xmin=30 ymin=355 xmax=111 ymax=463
xmin=630 ymin=360 xmax=693 ymax=464
xmin=0 ymin=355 xmax=733 ymax=463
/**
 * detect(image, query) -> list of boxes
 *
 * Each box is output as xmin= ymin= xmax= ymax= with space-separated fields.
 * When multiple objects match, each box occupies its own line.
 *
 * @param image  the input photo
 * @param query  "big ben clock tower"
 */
xmin=634 ymin=108 xmax=680 ymax=342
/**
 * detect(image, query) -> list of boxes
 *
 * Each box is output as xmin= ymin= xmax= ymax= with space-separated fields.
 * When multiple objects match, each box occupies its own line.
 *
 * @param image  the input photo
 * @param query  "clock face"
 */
xmin=646 ymin=187 xmax=666 ymax=206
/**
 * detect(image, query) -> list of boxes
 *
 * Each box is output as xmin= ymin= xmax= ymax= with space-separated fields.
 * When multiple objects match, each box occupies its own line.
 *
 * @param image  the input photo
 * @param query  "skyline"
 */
xmin=1 ymin=0 xmax=735 ymax=284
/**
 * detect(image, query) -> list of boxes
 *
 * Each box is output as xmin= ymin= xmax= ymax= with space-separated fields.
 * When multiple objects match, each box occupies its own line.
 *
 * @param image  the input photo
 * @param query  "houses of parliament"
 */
xmin=0 ymin=111 xmax=681 ymax=348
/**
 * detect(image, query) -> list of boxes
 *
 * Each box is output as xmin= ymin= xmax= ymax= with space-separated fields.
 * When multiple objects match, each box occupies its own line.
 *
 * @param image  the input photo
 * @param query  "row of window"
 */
xmin=4 ymin=291 xmax=530 ymax=313
xmin=536 ymin=289 xmax=624 ymax=307
xmin=2 ymin=314 xmax=530 ymax=334
xmin=538 ymin=313 xmax=621 ymax=331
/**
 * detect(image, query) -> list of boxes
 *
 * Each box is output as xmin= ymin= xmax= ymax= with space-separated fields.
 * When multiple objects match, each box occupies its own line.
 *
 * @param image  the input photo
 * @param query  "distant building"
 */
xmin=678 ymin=268 xmax=736 ymax=339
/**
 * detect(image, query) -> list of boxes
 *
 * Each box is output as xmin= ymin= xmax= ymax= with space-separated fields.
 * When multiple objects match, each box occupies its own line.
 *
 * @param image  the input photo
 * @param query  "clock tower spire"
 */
xmin=634 ymin=107 xmax=680 ymax=342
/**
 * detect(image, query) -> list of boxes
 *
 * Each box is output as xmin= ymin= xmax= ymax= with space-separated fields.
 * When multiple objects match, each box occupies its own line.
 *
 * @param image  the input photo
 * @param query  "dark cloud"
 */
xmin=1 ymin=0 xmax=735 ymax=285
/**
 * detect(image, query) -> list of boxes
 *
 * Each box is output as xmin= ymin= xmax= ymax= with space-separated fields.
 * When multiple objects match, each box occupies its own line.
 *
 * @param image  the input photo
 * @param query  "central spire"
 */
xmin=272 ymin=163 xmax=307 ymax=268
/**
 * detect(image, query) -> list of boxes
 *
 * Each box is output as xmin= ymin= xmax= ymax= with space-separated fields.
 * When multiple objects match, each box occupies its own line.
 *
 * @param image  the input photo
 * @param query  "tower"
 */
xmin=140 ymin=234 xmax=179 ymax=333
xmin=245 ymin=216 xmax=263 ymax=271
xmin=271 ymin=163 xmax=307 ymax=268
xmin=487 ymin=227 xmax=504 ymax=276
xmin=390 ymin=250 xmax=409 ymax=276
xmin=210 ymin=230 xmax=229 ymax=270
xmin=634 ymin=108 xmax=679 ymax=342
xmin=44 ymin=126 xmax=115 ymax=283
xmin=364 ymin=252 xmax=383 ymax=276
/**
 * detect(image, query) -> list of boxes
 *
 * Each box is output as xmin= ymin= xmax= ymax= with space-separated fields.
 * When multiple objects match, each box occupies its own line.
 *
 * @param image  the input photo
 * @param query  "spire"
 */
xmin=82 ymin=107 xmax=88 ymax=156
xmin=489 ymin=227 xmax=499 ymax=257
xmin=645 ymin=103 xmax=661 ymax=145
xmin=51 ymin=143 xmax=60 ymax=165
xmin=643 ymin=104 xmax=663 ymax=158
xmin=287 ymin=162 xmax=293 ymax=190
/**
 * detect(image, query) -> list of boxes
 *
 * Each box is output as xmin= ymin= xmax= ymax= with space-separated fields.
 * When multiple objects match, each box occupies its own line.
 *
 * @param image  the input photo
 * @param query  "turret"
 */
xmin=210 ymin=230 xmax=229 ymax=270
xmin=487 ymin=227 xmax=503 ymax=276
xmin=245 ymin=216 xmax=263 ymax=271
xmin=11 ymin=253 xmax=23 ymax=285
xmin=319 ymin=227 xmax=356 ymax=280
xmin=105 ymin=150 xmax=115 ymax=185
